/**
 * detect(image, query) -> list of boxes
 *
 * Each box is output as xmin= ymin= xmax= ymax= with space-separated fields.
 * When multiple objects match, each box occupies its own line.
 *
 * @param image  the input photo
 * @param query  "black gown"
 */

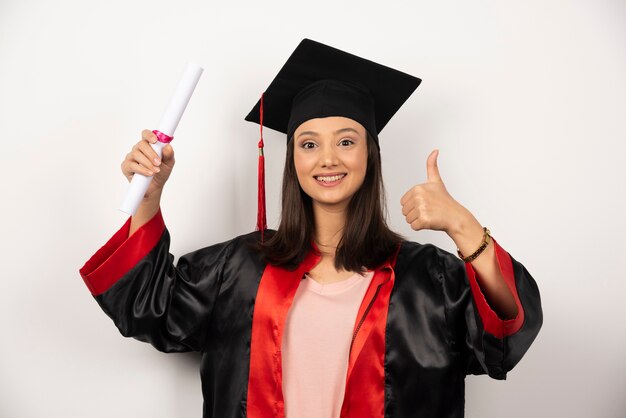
xmin=79 ymin=209 xmax=542 ymax=417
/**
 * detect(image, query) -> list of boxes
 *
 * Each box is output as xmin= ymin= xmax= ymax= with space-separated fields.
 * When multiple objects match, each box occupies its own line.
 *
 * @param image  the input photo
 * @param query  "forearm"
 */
xmin=449 ymin=211 xmax=518 ymax=319
xmin=130 ymin=192 xmax=162 ymax=236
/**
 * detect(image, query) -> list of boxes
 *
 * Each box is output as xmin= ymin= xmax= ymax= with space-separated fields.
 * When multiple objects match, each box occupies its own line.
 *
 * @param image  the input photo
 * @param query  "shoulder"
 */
xmin=395 ymin=239 xmax=465 ymax=279
xmin=178 ymin=229 xmax=276 ymax=266
xmin=393 ymin=240 xmax=470 ymax=307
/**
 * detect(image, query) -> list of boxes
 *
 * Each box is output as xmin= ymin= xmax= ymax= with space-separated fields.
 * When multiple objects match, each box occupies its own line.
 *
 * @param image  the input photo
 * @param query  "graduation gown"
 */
xmin=79 ymin=209 xmax=542 ymax=418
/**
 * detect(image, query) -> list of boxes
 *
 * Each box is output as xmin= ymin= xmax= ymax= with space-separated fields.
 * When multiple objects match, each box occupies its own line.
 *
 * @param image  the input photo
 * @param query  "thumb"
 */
xmin=426 ymin=149 xmax=442 ymax=183
xmin=161 ymin=144 xmax=175 ymax=164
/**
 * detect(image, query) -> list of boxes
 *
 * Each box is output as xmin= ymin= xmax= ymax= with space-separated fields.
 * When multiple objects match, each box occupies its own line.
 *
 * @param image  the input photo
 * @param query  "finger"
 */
xmin=134 ymin=161 xmax=155 ymax=177
xmin=121 ymin=157 xmax=134 ymax=179
xmin=400 ymin=191 xmax=409 ymax=206
xmin=129 ymin=161 xmax=155 ymax=177
xmin=132 ymin=148 xmax=161 ymax=173
xmin=400 ymin=186 xmax=418 ymax=206
xmin=142 ymin=129 xmax=158 ymax=144
xmin=401 ymin=197 xmax=416 ymax=217
xmin=161 ymin=144 xmax=175 ymax=164
xmin=426 ymin=149 xmax=443 ymax=183
xmin=410 ymin=218 xmax=425 ymax=231
xmin=138 ymin=140 xmax=162 ymax=166
xmin=405 ymin=206 xmax=420 ymax=224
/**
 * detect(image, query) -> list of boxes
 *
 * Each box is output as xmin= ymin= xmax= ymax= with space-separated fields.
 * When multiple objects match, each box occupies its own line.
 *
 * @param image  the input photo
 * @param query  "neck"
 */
xmin=312 ymin=201 xmax=348 ymax=256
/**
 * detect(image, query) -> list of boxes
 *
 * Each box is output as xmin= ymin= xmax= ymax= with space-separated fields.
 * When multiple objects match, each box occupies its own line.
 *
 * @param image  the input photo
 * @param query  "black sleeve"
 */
xmin=79 ymin=210 xmax=235 ymax=353
xmin=438 ymin=238 xmax=543 ymax=379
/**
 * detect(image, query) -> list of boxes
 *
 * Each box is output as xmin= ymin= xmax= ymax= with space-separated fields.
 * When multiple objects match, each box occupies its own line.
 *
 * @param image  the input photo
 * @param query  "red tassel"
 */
xmin=257 ymin=93 xmax=267 ymax=241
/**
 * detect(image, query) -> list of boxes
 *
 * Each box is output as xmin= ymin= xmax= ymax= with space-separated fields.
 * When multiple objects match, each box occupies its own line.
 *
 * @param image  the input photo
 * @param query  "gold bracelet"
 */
xmin=457 ymin=227 xmax=491 ymax=263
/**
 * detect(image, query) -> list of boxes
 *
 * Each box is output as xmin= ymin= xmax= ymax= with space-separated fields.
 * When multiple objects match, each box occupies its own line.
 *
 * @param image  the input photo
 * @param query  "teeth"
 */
xmin=316 ymin=174 xmax=345 ymax=182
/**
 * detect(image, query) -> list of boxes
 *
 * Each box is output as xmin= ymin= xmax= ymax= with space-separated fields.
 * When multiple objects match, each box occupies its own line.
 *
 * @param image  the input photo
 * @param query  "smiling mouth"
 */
xmin=314 ymin=174 xmax=347 ymax=183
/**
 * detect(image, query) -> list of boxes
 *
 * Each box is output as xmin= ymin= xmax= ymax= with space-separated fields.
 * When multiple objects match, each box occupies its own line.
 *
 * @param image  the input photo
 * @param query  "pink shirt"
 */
xmin=281 ymin=270 xmax=375 ymax=418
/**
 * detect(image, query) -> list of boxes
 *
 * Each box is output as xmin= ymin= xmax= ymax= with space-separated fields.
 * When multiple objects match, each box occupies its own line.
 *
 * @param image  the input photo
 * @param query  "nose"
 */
xmin=320 ymin=143 xmax=339 ymax=168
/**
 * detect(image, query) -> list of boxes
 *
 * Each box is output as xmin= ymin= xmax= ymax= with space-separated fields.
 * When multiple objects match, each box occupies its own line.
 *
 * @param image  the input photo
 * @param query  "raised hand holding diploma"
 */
xmin=120 ymin=63 xmax=203 ymax=215
xmin=121 ymin=130 xmax=176 ymax=197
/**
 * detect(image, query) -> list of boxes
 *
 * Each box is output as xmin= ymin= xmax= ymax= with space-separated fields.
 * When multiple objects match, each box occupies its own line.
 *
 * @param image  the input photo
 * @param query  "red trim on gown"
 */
xmin=246 ymin=244 xmax=400 ymax=418
xmin=339 ymin=248 xmax=399 ymax=418
xmin=79 ymin=209 xmax=165 ymax=296
xmin=464 ymin=237 xmax=525 ymax=338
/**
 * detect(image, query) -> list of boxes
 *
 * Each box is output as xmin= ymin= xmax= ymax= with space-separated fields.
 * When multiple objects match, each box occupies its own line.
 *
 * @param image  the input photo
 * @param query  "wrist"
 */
xmin=130 ymin=199 xmax=161 ymax=237
xmin=145 ymin=190 xmax=163 ymax=203
xmin=447 ymin=210 xmax=490 ymax=262
xmin=448 ymin=208 xmax=481 ymax=240
xmin=132 ymin=192 xmax=162 ymax=221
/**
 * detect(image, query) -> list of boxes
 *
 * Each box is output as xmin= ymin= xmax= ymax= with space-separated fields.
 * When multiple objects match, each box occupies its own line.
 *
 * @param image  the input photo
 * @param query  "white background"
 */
xmin=1 ymin=0 xmax=625 ymax=417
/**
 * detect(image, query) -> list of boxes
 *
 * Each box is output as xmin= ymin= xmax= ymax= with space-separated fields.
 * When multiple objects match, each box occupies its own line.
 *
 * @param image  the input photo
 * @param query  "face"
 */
xmin=293 ymin=116 xmax=368 ymax=211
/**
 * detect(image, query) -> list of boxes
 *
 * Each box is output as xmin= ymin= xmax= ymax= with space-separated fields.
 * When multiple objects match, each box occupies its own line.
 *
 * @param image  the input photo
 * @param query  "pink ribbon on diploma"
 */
xmin=152 ymin=130 xmax=174 ymax=143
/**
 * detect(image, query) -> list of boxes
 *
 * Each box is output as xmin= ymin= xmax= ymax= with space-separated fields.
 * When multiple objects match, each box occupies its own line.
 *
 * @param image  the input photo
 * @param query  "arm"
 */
xmin=449 ymin=212 xmax=519 ymax=322
xmin=130 ymin=192 xmax=162 ymax=237
xmin=400 ymin=150 xmax=542 ymax=378
xmin=79 ymin=130 xmax=223 ymax=352
xmin=400 ymin=149 xmax=528 ymax=337
xmin=120 ymin=129 xmax=175 ymax=236
xmin=79 ymin=209 xmax=231 ymax=353
xmin=439 ymin=243 xmax=543 ymax=379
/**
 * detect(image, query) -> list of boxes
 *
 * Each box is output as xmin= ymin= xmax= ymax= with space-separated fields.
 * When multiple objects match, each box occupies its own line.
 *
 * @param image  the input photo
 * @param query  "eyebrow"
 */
xmin=297 ymin=127 xmax=361 ymax=139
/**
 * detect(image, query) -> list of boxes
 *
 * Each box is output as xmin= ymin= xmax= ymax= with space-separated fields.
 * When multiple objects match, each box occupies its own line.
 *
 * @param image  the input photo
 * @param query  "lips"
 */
xmin=313 ymin=173 xmax=347 ymax=186
xmin=315 ymin=174 xmax=346 ymax=182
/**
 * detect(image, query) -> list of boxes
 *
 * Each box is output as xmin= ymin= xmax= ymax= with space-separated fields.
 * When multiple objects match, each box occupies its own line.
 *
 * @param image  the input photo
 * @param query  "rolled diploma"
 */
xmin=120 ymin=63 xmax=204 ymax=215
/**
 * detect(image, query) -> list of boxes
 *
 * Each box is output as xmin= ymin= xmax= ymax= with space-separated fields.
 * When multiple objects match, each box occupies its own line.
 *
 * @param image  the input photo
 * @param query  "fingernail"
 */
xmin=154 ymin=166 xmax=160 ymax=172
xmin=147 ymin=171 xmax=154 ymax=176
xmin=153 ymin=158 xmax=161 ymax=165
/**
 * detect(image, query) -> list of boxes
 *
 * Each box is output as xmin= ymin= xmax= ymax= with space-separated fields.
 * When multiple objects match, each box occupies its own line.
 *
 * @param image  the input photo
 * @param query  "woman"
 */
xmin=80 ymin=39 xmax=542 ymax=418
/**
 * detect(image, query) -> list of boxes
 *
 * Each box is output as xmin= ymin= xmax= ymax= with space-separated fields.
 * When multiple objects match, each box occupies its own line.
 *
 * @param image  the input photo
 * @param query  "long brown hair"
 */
xmin=257 ymin=132 xmax=403 ymax=272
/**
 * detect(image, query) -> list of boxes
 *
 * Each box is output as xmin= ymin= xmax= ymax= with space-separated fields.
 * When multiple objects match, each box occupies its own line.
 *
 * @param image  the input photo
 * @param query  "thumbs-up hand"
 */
xmin=400 ymin=149 xmax=474 ymax=235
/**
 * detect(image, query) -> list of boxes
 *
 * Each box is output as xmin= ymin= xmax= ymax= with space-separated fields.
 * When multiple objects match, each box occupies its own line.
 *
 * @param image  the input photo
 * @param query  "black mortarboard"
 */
xmin=245 ymin=38 xmax=422 ymax=145
xmin=244 ymin=38 xmax=422 ymax=239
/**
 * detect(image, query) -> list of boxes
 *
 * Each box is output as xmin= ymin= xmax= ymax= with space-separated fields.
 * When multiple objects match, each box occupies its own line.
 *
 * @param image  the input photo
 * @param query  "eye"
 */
xmin=339 ymin=138 xmax=354 ymax=146
xmin=301 ymin=141 xmax=317 ymax=149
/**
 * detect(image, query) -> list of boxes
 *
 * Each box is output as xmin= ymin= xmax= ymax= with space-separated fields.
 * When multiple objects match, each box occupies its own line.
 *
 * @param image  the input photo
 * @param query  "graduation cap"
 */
xmin=244 ymin=38 xmax=422 ymax=239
